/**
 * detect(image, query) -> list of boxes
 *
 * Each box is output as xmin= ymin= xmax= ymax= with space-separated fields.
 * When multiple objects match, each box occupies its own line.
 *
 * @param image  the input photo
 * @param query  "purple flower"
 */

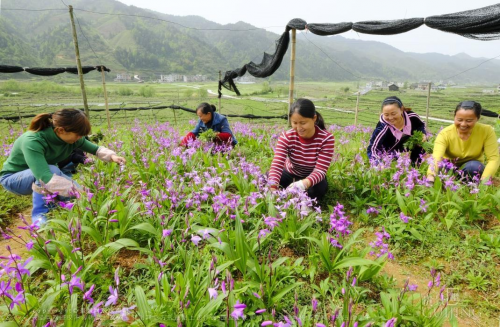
xmin=83 ymin=284 xmax=95 ymax=303
xmin=316 ymin=324 xmax=326 ymax=327
xmin=89 ymin=301 xmax=103 ymax=317
xmin=408 ymin=284 xmax=418 ymax=291
xmin=221 ymin=281 xmax=226 ymax=295
xmin=110 ymin=305 xmax=136 ymax=322
xmin=312 ymin=297 xmax=318 ymax=312
xmin=419 ymin=199 xmax=428 ymax=213
xmin=26 ymin=240 xmax=34 ymax=250
xmin=8 ymin=291 xmax=25 ymax=309
xmin=0 ymin=280 xmax=12 ymax=297
xmin=366 ymin=207 xmax=380 ymax=215
xmin=58 ymin=201 xmax=75 ymax=210
xmin=399 ymin=212 xmax=411 ymax=223
xmin=191 ymin=235 xmax=202 ymax=246
xmin=262 ymin=322 xmax=273 ymax=326
xmin=105 ymin=286 xmax=118 ymax=307
xmin=208 ymin=287 xmax=218 ymax=300
xmin=68 ymin=276 xmax=84 ymax=294
xmin=252 ymin=292 xmax=261 ymax=299
xmin=115 ymin=267 xmax=120 ymax=286
xmin=230 ymin=301 xmax=246 ymax=320
xmin=162 ymin=229 xmax=173 ymax=237
xmin=256 ymin=309 xmax=266 ymax=314
xmin=258 ymin=229 xmax=271 ymax=239
xmin=385 ymin=318 xmax=397 ymax=327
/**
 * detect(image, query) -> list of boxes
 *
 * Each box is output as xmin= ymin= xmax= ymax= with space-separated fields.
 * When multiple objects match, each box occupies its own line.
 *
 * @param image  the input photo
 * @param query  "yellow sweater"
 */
xmin=428 ymin=123 xmax=500 ymax=180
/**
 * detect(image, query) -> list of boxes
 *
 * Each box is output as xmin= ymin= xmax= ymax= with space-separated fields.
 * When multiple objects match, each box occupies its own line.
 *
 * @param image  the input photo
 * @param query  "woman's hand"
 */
xmin=110 ymin=155 xmax=126 ymax=165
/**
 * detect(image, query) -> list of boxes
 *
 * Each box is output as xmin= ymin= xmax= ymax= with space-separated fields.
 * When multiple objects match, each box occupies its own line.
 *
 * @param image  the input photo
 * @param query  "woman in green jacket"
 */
xmin=0 ymin=108 xmax=125 ymax=225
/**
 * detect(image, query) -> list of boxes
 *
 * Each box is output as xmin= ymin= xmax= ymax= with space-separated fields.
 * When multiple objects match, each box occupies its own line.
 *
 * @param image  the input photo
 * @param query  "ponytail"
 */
xmin=29 ymin=109 xmax=91 ymax=135
xmin=315 ymin=112 xmax=325 ymax=130
xmin=197 ymin=102 xmax=216 ymax=115
xmin=290 ymin=98 xmax=327 ymax=130
xmin=29 ymin=113 xmax=52 ymax=132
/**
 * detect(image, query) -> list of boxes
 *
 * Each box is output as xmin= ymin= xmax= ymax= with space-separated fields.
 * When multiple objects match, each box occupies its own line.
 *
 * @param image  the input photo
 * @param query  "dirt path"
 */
xmin=0 ymin=209 xmax=32 ymax=258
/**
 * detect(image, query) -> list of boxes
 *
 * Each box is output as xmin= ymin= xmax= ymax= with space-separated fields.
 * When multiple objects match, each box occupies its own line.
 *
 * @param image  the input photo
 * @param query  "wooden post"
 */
xmin=288 ymin=29 xmax=297 ymax=126
xmin=100 ymin=66 xmax=111 ymax=130
xmin=426 ymin=82 xmax=431 ymax=125
xmin=16 ymin=106 xmax=24 ymax=130
xmin=69 ymin=5 xmax=90 ymax=117
xmin=218 ymin=70 xmax=222 ymax=114
xmin=354 ymin=91 xmax=360 ymax=125
xmin=172 ymin=108 xmax=177 ymax=125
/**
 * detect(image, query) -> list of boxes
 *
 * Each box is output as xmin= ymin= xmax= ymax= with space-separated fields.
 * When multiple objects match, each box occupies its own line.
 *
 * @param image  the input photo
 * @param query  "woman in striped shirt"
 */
xmin=268 ymin=99 xmax=335 ymax=200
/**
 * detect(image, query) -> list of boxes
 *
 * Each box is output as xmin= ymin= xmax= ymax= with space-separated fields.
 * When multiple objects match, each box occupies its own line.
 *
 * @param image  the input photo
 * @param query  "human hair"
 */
xmin=29 ymin=108 xmax=91 ymax=135
xmin=381 ymin=96 xmax=412 ymax=112
xmin=289 ymin=98 xmax=325 ymax=130
xmin=196 ymin=102 xmax=216 ymax=115
xmin=455 ymin=100 xmax=481 ymax=119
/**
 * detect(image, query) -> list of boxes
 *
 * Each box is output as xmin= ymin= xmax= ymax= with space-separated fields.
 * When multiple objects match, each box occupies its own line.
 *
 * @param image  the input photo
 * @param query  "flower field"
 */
xmin=1 ymin=119 xmax=499 ymax=326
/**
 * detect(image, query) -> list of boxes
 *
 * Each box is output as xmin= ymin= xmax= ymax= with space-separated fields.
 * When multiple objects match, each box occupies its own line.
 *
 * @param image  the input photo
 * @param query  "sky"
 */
xmin=115 ymin=0 xmax=500 ymax=59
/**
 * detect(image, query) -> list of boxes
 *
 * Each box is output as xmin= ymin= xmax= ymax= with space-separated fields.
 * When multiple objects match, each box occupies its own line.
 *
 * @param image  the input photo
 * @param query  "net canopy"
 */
xmin=219 ymin=4 xmax=500 ymax=96
xmin=0 ymin=65 xmax=110 ymax=76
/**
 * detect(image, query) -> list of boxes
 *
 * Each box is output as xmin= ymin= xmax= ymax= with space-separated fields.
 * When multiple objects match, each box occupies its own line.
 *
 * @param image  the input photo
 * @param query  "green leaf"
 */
xmin=332 ymin=257 xmax=377 ymax=270
xmin=135 ymin=286 xmax=152 ymax=324
xmin=130 ymin=222 xmax=158 ymax=236
xmin=0 ymin=322 xmax=19 ymax=327
xmin=409 ymin=228 xmax=423 ymax=242
xmin=271 ymin=282 xmax=303 ymax=305
xmin=396 ymin=190 xmax=407 ymax=214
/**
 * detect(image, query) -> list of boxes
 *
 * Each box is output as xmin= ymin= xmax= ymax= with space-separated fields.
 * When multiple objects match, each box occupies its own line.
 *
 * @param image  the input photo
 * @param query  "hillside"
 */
xmin=1 ymin=0 xmax=500 ymax=83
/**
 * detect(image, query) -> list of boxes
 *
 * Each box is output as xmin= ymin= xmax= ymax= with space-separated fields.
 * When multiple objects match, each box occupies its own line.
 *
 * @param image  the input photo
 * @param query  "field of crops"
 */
xmin=0 ymin=80 xmax=499 ymax=326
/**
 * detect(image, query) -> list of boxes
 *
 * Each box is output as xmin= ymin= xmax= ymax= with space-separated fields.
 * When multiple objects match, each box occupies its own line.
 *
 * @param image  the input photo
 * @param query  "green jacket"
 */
xmin=1 ymin=127 xmax=98 ymax=183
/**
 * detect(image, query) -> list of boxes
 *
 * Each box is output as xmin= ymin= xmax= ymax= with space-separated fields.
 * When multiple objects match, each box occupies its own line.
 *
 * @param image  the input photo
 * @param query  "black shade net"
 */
xmin=0 ymin=65 xmax=110 ymax=76
xmin=219 ymin=4 xmax=500 ymax=96
xmin=0 ymin=105 xmax=287 ymax=122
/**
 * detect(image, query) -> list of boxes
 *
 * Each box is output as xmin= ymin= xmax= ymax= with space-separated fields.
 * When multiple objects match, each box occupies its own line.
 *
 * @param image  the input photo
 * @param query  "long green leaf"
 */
xmin=332 ymin=257 xmax=377 ymax=270
xmin=135 ymin=286 xmax=152 ymax=324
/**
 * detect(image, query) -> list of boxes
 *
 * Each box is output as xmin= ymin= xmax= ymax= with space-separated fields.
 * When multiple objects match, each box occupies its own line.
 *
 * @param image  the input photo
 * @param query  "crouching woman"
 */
xmin=0 ymin=108 xmax=126 ymax=225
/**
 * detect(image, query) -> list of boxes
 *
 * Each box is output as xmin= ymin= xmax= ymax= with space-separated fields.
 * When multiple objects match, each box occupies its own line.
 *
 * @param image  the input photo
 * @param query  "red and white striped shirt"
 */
xmin=269 ymin=126 xmax=335 ymax=186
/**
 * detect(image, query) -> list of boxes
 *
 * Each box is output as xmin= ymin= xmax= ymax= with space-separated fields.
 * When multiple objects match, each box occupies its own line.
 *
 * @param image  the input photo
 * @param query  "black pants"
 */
xmin=279 ymin=169 xmax=328 ymax=200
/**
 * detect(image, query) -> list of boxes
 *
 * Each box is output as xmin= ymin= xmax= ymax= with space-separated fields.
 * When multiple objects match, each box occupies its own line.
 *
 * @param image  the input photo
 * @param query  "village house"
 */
xmin=159 ymin=74 xmax=183 ymax=83
xmin=114 ymin=73 xmax=132 ymax=82
xmin=388 ymin=83 xmax=399 ymax=91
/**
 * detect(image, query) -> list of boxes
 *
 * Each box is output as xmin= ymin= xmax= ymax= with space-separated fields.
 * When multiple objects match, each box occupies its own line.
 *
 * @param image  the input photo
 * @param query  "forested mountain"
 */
xmin=1 ymin=0 xmax=499 ymax=83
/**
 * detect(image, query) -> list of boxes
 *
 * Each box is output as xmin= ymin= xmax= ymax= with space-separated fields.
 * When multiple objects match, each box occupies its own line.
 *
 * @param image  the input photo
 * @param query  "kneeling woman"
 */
xmin=0 ymin=109 xmax=126 ymax=225
xmin=367 ymin=96 xmax=427 ymax=163
xmin=181 ymin=103 xmax=237 ymax=146
xmin=427 ymin=101 xmax=499 ymax=182
xmin=268 ymin=99 xmax=335 ymax=200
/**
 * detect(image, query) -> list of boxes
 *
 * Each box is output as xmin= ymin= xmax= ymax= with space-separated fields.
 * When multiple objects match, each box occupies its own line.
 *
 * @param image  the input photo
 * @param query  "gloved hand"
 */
xmin=287 ymin=180 xmax=306 ymax=191
xmin=96 ymin=146 xmax=117 ymax=162
xmin=32 ymin=174 xmax=81 ymax=197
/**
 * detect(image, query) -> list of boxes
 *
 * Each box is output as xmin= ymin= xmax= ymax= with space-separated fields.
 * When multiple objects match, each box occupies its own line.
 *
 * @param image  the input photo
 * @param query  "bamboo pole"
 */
xmin=288 ymin=29 xmax=297 ymax=126
xmin=69 ymin=5 xmax=90 ymax=117
xmin=426 ymin=82 xmax=431 ymax=125
xmin=354 ymin=91 xmax=360 ymax=125
xmin=16 ymin=106 xmax=24 ymax=130
xmin=218 ymin=70 xmax=222 ymax=114
xmin=172 ymin=107 xmax=177 ymax=125
xmin=100 ymin=66 xmax=111 ymax=130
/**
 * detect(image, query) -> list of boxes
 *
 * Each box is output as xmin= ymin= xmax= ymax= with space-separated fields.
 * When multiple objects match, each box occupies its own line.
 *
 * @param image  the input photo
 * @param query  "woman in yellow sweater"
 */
xmin=428 ymin=101 xmax=499 ymax=182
